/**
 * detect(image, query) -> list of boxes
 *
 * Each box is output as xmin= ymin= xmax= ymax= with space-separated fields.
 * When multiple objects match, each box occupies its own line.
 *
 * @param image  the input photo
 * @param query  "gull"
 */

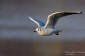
xmin=28 ymin=11 xmax=82 ymax=36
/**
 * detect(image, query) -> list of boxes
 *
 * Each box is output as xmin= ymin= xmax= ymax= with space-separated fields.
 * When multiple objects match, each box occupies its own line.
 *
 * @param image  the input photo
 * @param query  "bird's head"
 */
xmin=33 ymin=27 xmax=42 ymax=32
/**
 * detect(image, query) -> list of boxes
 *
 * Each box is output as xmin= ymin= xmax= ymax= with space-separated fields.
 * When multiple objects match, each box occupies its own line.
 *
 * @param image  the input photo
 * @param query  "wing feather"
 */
xmin=28 ymin=17 xmax=45 ymax=27
xmin=45 ymin=11 xmax=82 ymax=28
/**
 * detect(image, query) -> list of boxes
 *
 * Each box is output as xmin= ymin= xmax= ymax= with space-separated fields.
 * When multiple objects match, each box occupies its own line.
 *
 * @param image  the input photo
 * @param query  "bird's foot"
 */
xmin=55 ymin=32 xmax=59 ymax=35
xmin=55 ymin=30 xmax=62 ymax=35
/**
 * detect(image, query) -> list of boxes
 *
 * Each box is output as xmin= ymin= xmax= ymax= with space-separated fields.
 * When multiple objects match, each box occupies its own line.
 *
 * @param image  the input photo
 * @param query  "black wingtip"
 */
xmin=80 ymin=11 xmax=83 ymax=14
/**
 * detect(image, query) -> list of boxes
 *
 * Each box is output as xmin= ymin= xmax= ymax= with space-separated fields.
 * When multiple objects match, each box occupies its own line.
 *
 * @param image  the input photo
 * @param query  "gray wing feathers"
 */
xmin=28 ymin=17 xmax=45 ymax=27
xmin=45 ymin=11 xmax=82 ymax=28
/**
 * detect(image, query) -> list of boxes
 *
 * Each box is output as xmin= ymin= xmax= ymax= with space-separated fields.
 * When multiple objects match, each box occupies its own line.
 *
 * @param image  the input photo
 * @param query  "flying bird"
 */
xmin=28 ymin=11 xmax=82 ymax=36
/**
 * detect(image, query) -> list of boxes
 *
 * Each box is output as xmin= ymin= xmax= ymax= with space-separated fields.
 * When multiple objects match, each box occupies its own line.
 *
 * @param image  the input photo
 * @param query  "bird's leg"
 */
xmin=55 ymin=32 xmax=59 ymax=35
xmin=55 ymin=30 xmax=62 ymax=35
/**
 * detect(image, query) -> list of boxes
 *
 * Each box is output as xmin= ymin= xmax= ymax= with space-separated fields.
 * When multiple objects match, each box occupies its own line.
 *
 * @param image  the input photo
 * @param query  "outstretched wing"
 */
xmin=44 ymin=11 xmax=82 ymax=28
xmin=28 ymin=17 xmax=45 ymax=27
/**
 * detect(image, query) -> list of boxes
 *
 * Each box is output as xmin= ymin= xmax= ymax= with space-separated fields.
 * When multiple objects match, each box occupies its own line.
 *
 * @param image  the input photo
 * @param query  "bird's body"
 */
xmin=35 ymin=27 xmax=55 ymax=36
xmin=28 ymin=11 xmax=82 ymax=36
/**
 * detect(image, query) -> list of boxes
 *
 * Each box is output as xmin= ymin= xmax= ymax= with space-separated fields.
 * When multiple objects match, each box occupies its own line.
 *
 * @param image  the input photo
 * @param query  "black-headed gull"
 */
xmin=28 ymin=11 xmax=82 ymax=36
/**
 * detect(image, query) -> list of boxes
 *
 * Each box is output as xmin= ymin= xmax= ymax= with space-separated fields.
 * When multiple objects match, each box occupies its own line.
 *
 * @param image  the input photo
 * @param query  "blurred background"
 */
xmin=0 ymin=0 xmax=85 ymax=56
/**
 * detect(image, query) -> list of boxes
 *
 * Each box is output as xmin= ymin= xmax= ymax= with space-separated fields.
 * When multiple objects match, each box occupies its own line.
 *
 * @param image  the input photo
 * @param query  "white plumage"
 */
xmin=28 ymin=11 xmax=82 ymax=36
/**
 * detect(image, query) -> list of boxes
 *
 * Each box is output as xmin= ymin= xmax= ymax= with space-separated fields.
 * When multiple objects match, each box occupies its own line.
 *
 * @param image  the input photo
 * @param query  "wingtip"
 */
xmin=76 ymin=11 xmax=83 ymax=14
xmin=28 ymin=16 xmax=31 ymax=18
xmin=27 ymin=16 xmax=32 ymax=19
xmin=80 ymin=11 xmax=83 ymax=14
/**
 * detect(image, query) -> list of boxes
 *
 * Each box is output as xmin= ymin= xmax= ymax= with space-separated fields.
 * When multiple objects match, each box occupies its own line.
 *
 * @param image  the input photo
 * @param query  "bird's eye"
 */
xmin=38 ymin=29 xmax=39 ymax=31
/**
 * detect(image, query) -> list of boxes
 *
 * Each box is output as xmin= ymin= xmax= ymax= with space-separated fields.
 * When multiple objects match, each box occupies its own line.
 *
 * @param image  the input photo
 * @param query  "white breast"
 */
xmin=37 ymin=28 xmax=54 ymax=36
